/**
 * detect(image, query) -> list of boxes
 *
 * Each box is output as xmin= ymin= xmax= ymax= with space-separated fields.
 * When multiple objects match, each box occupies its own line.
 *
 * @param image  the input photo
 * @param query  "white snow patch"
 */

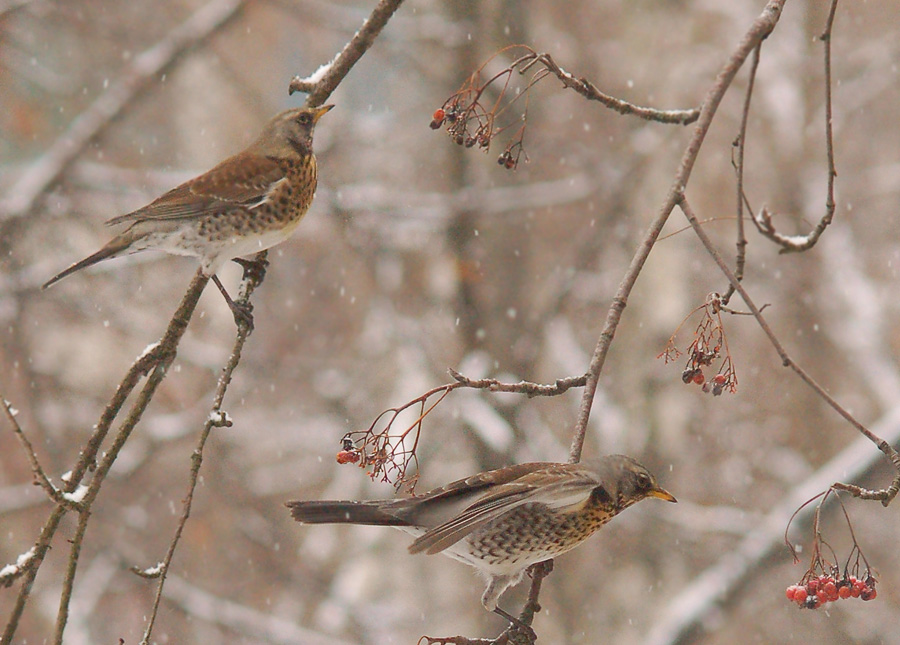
xmin=137 ymin=341 xmax=160 ymax=361
xmin=208 ymin=410 xmax=233 ymax=427
xmin=296 ymin=55 xmax=337 ymax=86
xmin=141 ymin=562 xmax=165 ymax=576
xmin=63 ymin=484 xmax=90 ymax=504
xmin=0 ymin=547 xmax=36 ymax=579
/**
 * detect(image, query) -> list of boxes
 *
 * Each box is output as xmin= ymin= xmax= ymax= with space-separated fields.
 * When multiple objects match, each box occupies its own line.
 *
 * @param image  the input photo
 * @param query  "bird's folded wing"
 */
xmin=409 ymin=468 xmax=600 ymax=555
xmin=106 ymin=155 xmax=285 ymax=225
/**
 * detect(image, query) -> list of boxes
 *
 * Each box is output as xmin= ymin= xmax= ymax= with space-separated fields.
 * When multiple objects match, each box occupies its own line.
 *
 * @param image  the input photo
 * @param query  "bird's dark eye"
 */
xmin=636 ymin=472 xmax=652 ymax=490
xmin=297 ymin=113 xmax=311 ymax=125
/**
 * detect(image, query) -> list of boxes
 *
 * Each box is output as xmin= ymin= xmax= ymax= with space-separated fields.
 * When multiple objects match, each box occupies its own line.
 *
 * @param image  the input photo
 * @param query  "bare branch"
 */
xmin=448 ymin=368 xmax=587 ymax=397
xmin=2 ymin=271 xmax=206 ymax=642
xmin=289 ymin=0 xmax=405 ymax=104
xmin=140 ymin=264 xmax=264 ymax=644
xmin=679 ymin=196 xmax=900 ymax=505
xmin=533 ymin=51 xmax=699 ymax=125
xmin=747 ymin=0 xmax=840 ymax=252
xmin=723 ymin=43 xmax=761 ymax=304
xmin=1 ymin=397 xmax=67 ymax=506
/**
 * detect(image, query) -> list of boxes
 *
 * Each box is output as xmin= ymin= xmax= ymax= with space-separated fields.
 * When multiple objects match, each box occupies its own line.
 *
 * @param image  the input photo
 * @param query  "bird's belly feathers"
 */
xmin=400 ymin=502 xmax=615 ymax=576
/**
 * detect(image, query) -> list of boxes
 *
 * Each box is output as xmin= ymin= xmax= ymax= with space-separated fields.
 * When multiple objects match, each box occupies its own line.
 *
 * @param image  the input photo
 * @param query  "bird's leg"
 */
xmin=211 ymin=274 xmax=254 ymax=329
xmin=232 ymin=256 xmax=268 ymax=284
xmin=494 ymin=607 xmax=537 ymax=643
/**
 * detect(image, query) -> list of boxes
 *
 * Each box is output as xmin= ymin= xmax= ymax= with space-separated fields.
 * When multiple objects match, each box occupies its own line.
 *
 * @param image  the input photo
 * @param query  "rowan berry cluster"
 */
xmin=430 ymin=106 xmax=490 ymax=149
xmin=681 ymin=367 xmax=730 ymax=396
xmin=786 ymin=573 xmax=877 ymax=609
xmin=430 ymin=103 xmax=523 ymax=171
xmin=659 ymin=293 xmax=738 ymax=395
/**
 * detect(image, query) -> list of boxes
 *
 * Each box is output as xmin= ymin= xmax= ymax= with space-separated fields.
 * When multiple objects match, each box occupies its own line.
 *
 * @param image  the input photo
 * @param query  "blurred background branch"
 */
xmin=3 ymin=0 xmax=900 ymax=643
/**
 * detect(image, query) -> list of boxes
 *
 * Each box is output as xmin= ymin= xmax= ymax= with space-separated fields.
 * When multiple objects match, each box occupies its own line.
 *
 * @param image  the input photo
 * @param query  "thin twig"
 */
xmin=1 ymin=396 xmax=67 ymax=506
xmin=568 ymin=0 xmax=787 ymax=464
xmin=723 ymin=43 xmax=761 ymax=304
xmin=748 ymin=0 xmax=840 ymax=252
xmin=53 ymin=509 xmax=91 ymax=644
xmin=448 ymin=368 xmax=587 ymax=397
xmin=534 ymin=52 xmax=700 ymax=125
xmin=140 ymin=263 xmax=264 ymax=644
xmin=2 ymin=272 xmax=207 ymax=643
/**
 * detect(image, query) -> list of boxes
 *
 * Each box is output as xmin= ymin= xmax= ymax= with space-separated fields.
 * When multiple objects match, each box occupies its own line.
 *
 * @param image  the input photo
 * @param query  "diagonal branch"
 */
xmin=289 ymin=0 xmax=405 ymax=104
xmin=140 ymin=263 xmax=264 ymax=644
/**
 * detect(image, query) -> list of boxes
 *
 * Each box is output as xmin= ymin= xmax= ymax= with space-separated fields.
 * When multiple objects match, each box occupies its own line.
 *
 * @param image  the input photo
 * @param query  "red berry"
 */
xmin=794 ymin=587 xmax=808 ymax=603
xmin=850 ymin=584 xmax=861 ymax=598
xmin=824 ymin=581 xmax=837 ymax=595
xmin=786 ymin=586 xmax=796 ymax=601
xmin=861 ymin=588 xmax=877 ymax=601
xmin=335 ymin=450 xmax=360 ymax=464
xmin=692 ymin=371 xmax=706 ymax=385
xmin=838 ymin=585 xmax=851 ymax=599
xmin=807 ymin=579 xmax=819 ymax=592
xmin=816 ymin=590 xmax=827 ymax=604
xmin=712 ymin=374 xmax=727 ymax=385
xmin=430 ymin=108 xmax=446 ymax=130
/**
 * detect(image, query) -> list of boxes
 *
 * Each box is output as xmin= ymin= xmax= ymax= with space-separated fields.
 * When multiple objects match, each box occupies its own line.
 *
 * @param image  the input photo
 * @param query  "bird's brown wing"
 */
xmin=409 ymin=464 xmax=601 ymax=555
xmin=106 ymin=154 xmax=285 ymax=225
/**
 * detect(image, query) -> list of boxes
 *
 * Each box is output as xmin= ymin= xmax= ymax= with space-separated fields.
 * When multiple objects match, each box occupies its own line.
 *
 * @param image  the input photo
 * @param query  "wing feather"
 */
xmin=409 ymin=465 xmax=600 ymax=555
xmin=106 ymin=154 xmax=284 ymax=225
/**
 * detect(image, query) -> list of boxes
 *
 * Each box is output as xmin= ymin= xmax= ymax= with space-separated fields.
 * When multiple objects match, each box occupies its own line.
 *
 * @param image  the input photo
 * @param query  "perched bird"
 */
xmin=287 ymin=455 xmax=675 ymax=629
xmin=43 ymin=105 xmax=333 ymax=320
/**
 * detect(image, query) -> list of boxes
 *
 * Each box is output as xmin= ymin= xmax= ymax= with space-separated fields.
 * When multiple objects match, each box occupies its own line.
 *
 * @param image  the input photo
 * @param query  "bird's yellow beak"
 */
xmin=312 ymin=104 xmax=334 ymax=123
xmin=648 ymin=487 xmax=677 ymax=503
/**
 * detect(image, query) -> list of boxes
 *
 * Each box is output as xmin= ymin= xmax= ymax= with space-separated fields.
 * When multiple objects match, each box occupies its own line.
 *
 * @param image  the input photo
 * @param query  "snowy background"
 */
xmin=3 ymin=1 xmax=900 ymax=643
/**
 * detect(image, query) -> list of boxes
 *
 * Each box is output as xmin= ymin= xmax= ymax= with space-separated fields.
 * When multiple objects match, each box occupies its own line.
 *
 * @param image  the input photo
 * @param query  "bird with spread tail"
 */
xmin=43 ymin=104 xmax=333 ymax=320
xmin=287 ymin=455 xmax=676 ymax=630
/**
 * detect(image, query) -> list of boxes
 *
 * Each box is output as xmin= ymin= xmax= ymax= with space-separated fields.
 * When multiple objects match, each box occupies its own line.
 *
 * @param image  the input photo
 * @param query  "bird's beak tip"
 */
xmin=314 ymin=104 xmax=335 ymax=120
xmin=649 ymin=488 xmax=677 ymax=503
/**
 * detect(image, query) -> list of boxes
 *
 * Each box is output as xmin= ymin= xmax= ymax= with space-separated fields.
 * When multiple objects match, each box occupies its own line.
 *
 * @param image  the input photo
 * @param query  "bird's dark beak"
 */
xmin=312 ymin=104 xmax=334 ymax=123
xmin=648 ymin=487 xmax=677 ymax=503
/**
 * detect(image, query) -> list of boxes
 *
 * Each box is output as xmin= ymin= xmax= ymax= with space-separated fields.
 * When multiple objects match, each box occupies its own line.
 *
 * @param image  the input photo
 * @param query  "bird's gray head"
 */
xmin=591 ymin=455 xmax=677 ymax=510
xmin=254 ymin=104 xmax=333 ymax=159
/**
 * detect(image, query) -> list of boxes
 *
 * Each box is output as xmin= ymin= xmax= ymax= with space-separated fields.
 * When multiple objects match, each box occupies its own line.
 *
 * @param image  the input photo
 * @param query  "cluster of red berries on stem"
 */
xmin=786 ymin=573 xmax=877 ymax=609
xmin=681 ymin=368 xmax=730 ymax=396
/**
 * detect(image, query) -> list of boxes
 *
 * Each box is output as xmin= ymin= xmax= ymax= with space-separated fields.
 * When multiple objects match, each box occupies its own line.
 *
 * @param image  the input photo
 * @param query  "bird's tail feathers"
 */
xmin=42 ymin=236 xmax=135 ymax=289
xmin=286 ymin=500 xmax=406 ymax=526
